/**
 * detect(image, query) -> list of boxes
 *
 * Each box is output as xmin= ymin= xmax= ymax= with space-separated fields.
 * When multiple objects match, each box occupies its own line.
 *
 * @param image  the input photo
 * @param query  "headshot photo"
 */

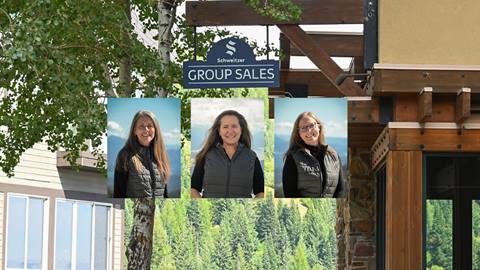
xmin=107 ymin=98 xmax=181 ymax=198
xmin=190 ymin=98 xmax=265 ymax=198
xmin=274 ymin=98 xmax=348 ymax=198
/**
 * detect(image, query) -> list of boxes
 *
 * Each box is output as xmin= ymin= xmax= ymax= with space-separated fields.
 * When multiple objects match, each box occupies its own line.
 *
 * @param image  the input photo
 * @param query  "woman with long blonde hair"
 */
xmin=114 ymin=110 xmax=170 ymax=198
xmin=191 ymin=110 xmax=264 ymax=198
xmin=282 ymin=112 xmax=344 ymax=198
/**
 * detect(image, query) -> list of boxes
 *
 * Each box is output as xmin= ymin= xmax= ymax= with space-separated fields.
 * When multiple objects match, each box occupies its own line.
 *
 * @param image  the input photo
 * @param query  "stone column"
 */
xmin=337 ymin=149 xmax=376 ymax=270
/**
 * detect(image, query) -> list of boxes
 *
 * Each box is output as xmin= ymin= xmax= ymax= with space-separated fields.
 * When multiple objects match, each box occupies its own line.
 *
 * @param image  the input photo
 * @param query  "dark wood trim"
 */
xmin=373 ymin=68 xmax=480 ymax=95
xmin=268 ymin=98 xmax=274 ymax=119
xmin=278 ymin=25 xmax=365 ymax=96
xmin=456 ymin=88 xmax=471 ymax=123
xmin=290 ymin=32 xmax=363 ymax=57
xmin=280 ymin=33 xmax=290 ymax=69
xmin=269 ymin=69 xmax=343 ymax=97
xmin=186 ymin=0 xmax=363 ymax=26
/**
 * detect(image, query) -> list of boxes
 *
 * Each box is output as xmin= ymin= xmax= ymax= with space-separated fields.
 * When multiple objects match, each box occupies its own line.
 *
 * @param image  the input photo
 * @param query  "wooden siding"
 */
xmin=0 ymin=142 xmax=123 ymax=270
xmin=0 ymin=143 xmax=106 ymax=194
xmin=0 ymin=192 xmax=3 ymax=270
xmin=386 ymin=151 xmax=423 ymax=270
xmin=112 ymin=207 xmax=124 ymax=270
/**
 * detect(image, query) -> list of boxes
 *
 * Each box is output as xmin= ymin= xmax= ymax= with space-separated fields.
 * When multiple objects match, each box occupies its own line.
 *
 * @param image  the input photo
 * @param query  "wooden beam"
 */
xmin=389 ymin=128 xmax=480 ymax=151
xmin=417 ymin=87 xmax=432 ymax=122
xmin=278 ymin=25 xmax=365 ymax=96
xmin=269 ymin=69 xmax=343 ymax=97
xmin=386 ymin=151 xmax=422 ymax=270
xmin=186 ymin=0 xmax=363 ymax=26
xmin=373 ymin=68 xmax=480 ymax=94
xmin=456 ymin=88 xmax=471 ymax=123
xmin=348 ymin=98 xmax=379 ymax=123
xmin=280 ymin=33 xmax=290 ymax=69
xmin=290 ymin=32 xmax=363 ymax=57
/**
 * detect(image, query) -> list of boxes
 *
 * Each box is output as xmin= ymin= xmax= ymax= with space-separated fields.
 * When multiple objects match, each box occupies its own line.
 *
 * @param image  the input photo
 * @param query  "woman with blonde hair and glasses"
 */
xmin=191 ymin=110 xmax=264 ymax=198
xmin=114 ymin=110 xmax=170 ymax=198
xmin=282 ymin=112 xmax=344 ymax=198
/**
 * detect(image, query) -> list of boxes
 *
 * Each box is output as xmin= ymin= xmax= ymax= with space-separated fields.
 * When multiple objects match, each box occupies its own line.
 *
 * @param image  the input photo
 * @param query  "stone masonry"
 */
xmin=337 ymin=148 xmax=376 ymax=270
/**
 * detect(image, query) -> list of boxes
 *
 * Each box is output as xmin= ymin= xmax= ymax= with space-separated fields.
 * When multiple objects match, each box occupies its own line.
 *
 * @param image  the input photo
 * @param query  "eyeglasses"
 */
xmin=299 ymin=122 xmax=319 ymax=133
xmin=136 ymin=124 xmax=154 ymax=130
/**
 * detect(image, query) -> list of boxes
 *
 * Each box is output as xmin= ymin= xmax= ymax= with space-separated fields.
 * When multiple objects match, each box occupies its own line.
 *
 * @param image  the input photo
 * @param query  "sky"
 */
xmin=107 ymin=98 xmax=181 ymax=146
xmin=275 ymin=98 xmax=348 ymax=138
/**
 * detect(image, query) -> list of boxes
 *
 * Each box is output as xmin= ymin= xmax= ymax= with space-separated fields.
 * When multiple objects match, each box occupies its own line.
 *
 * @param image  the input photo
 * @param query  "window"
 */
xmin=424 ymin=154 xmax=480 ymax=270
xmin=54 ymin=199 xmax=111 ymax=270
xmin=5 ymin=194 xmax=48 ymax=270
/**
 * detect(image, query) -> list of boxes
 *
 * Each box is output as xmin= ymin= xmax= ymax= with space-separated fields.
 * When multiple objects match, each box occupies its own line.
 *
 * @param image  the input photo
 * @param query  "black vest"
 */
xmin=202 ymin=143 xmax=256 ymax=198
xmin=126 ymin=146 xmax=166 ymax=198
xmin=291 ymin=145 xmax=342 ymax=198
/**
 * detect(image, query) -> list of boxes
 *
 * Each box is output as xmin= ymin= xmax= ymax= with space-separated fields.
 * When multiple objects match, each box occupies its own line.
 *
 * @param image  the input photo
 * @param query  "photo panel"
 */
xmin=274 ymin=98 xmax=348 ymax=198
xmin=107 ymin=98 xmax=181 ymax=198
xmin=190 ymin=98 xmax=265 ymax=198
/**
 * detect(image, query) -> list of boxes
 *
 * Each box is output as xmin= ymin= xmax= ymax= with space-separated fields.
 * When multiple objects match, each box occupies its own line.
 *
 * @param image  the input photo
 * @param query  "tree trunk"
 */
xmin=156 ymin=0 xmax=176 ymax=97
xmin=127 ymin=199 xmax=156 ymax=270
xmin=127 ymin=1 xmax=177 ymax=269
xmin=119 ymin=0 xmax=132 ymax=97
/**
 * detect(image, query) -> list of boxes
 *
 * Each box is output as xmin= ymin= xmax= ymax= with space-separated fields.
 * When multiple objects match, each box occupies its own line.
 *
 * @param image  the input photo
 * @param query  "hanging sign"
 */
xmin=183 ymin=37 xmax=280 ymax=88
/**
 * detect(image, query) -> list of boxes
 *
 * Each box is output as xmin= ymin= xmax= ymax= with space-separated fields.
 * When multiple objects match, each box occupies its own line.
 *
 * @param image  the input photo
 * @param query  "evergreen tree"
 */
xmin=255 ymin=192 xmax=280 ymax=240
xmin=286 ymin=240 xmax=309 ymax=270
xmin=212 ymin=222 xmax=234 ymax=270
xmin=263 ymin=234 xmax=281 ymax=270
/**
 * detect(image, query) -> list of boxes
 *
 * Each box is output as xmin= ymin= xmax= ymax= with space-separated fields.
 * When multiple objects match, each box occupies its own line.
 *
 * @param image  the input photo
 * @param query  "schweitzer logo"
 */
xmin=225 ymin=40 xmax=236 ymax=56
xmin=183 ymin=37 xmax=280 ymax=88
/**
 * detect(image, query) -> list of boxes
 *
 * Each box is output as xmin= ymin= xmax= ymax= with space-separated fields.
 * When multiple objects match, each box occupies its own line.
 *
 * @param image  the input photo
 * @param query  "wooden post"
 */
xmin=418 ymin=87 xmax=432 ymax=122
xmin=456 ymin=87 xmax=471 ymax=123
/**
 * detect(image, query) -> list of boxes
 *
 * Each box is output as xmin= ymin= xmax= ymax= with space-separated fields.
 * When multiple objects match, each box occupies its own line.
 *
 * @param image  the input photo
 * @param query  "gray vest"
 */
xmin=292 ymin=145 xmax=341 ymax=198
xmin=126 ymin=147 xmax=166 ymax=198
xmin=202 ymin=143 xmax=256 ymax=198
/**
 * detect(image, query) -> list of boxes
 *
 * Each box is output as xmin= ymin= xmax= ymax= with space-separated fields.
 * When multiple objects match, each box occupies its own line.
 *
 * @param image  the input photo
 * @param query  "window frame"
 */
xmin=4 ymin=193 xmax=50 ymax=270
xmin=423 ymin=152 xmax=480 ymax=270
xmin=53 ymin=198 xmax=113 ymax=270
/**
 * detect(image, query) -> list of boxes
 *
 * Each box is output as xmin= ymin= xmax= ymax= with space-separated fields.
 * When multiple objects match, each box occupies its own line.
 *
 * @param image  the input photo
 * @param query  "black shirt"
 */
xmin=191 ymin=157 xmax=264 ymax=196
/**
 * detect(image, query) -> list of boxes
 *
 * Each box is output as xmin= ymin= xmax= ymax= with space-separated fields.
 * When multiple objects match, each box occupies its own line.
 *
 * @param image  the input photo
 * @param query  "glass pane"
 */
xmin=473 ymin=201 xmax=480 ymax=268
xmin=76 ymin=203 xmax=92 ymax=270
xmin=459 ymin=157 xmax=480 ymax=189
xmin=27 ymin=198 xmax=44 ymax=269
xmin=55 ymin=201 xmax=73 ymax=270
xmin=7 ymin=196 xmax=27 ymax=268
xmin=426 ymin=200 xmax=453 ymax=270
xmin=94 ymin=205 xmax=109 ymax=270
xmin=426 ymin=157 xmax=455 ymax=199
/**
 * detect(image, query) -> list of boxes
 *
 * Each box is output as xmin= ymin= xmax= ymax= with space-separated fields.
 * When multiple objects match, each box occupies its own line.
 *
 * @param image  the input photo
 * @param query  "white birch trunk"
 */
xmin=127 ymin=1 xmax=177 ymax=269
xmin=157 ymin=0 xmax=176 ymax=97
xmin=127 ymin=199 xmax=156 ymax=270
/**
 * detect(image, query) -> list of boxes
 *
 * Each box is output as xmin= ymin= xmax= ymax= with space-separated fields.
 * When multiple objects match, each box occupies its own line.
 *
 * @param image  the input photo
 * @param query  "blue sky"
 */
xmin=275 ymin=98 xmax=348 ymax=138
xmin=107 ymin=98 xmax=181 ymax=146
